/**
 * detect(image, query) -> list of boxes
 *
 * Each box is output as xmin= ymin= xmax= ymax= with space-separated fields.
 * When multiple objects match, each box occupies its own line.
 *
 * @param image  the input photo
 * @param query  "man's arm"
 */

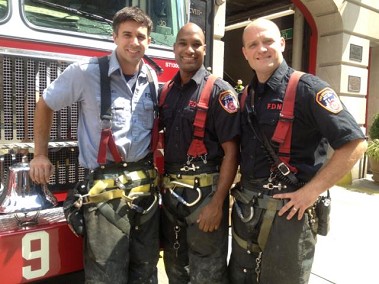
xmin=274 ymin=138 xmax=367 ymax=220
xmin=197 ymin=138 xmax=239 ymax=232
xmin=29 ymin=97 xmax=55 ymax=184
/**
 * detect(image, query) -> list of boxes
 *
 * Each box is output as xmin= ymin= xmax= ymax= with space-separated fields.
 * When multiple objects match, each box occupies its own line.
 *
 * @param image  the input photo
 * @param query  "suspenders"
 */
xmin=97 ymin=56 xmax=122 ymax=165
xmin=159 ymin=74 xmax=217 ymax=163
xmin=240 ymin=71 xmax=304 ymax=176
xmin=97 ymin=56 xmax=158 ymax=165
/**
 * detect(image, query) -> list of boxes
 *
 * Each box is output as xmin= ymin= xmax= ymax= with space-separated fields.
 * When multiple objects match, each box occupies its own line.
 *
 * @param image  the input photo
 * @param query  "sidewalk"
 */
xmin=310 ymin=177 xmax=379 ymax=284
xmin=158 ymin=177 xmax=379 ymax=284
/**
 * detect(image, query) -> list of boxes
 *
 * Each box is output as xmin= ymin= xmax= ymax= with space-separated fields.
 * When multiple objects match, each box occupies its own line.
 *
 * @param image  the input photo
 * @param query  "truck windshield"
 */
xmin=0 ymin=0 xmax=8 ymax=20
xmin=22 ymin=0 xmax=187 ymax=48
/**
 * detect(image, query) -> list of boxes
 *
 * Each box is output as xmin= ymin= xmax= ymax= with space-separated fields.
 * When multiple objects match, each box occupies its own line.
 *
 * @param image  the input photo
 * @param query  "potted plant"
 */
xmin=367 ymin=113 xmax=379 ymax=183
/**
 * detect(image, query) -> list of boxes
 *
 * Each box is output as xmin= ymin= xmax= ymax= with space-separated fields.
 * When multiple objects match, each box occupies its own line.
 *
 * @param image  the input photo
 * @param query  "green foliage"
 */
xmin=369 ymin=113 xmax=379 ymax=140
xmin=367 ymin=139 xmax=379 ymax=160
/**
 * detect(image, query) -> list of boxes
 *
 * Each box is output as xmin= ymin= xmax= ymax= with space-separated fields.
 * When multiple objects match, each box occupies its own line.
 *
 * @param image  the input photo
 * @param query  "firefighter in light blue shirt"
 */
xmin=30 ymin=7 xmax=160 ymax=284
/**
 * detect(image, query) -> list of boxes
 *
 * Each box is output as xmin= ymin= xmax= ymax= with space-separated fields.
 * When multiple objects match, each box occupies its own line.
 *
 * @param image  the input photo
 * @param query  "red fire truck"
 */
xmin=0 ymin=0 xmax=218 ymax=282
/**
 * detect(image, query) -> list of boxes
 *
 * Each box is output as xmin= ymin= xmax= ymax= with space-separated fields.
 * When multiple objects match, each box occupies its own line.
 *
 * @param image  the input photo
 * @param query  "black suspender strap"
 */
xmin=99 ymin=56 xmax=112 ymax=119
xmin=97 ymin=56 xmax=122 ymax=165
xmin=145 ymin=67 xmax=159 ymax=152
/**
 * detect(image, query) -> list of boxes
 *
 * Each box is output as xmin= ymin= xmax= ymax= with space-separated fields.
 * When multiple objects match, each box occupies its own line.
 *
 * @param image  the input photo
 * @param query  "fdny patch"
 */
xmin=315 ymin=87 xmax=343 ymax=114
xmin=219 ymin=90 xmax=239 ymax=114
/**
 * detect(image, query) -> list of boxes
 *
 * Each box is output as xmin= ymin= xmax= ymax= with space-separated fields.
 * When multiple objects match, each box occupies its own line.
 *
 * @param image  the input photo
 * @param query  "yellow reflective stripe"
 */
xmin=85 ymin=170 xmax=158 ymax=204
xmin=88 ymin=189 xmax=125 ymax=203
xmin=130 ymin=184 xmax=151 ymax=193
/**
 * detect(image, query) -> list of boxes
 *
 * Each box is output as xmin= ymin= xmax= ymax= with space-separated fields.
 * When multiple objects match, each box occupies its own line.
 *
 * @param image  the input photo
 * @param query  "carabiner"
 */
xmin=168 ymin=181 xmax=202 ymax=207
xmin=234 ymin=198 xmax=254 ymax=223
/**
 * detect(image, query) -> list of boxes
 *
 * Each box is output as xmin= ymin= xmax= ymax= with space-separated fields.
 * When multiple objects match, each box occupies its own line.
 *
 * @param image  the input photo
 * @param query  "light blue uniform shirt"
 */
xmin=43 ymin=50 xmax=158 ymax=169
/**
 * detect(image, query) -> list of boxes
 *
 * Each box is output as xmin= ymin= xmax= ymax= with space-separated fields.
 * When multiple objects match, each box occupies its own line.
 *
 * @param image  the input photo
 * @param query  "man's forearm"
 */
xmin=212 ymin=139 xmax=239 ymax=204
xmin=307 ymin=138 xmax=367 ymax=196
xmin=34 ymin=97 xmax=54 ymax=156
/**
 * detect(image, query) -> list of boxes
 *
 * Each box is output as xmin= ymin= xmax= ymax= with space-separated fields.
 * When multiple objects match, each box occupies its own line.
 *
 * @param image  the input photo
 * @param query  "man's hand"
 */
xmin=29 ymin=155 xmax=54 ymax=184
xmin=273 ymin=185 xmax=319 ymax=220
xmin=197 ymin=199 xmax=223 ymax=232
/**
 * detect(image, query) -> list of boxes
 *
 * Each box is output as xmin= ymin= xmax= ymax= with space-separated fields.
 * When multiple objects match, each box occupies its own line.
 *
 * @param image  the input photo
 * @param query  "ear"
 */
xmin=242 ymin=46 xmax=248 ymax=60
xmin=147 ymin=36 xmax=151 ymax=45
xmin=203 ymin=44 xmax=206 ymax=56
xmin=280 ymin=37 xmax=285 ymax=52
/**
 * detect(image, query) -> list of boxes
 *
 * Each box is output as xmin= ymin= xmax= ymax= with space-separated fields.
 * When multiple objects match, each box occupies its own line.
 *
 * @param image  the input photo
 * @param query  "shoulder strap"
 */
xmin=99 ymin=56 xmax=112 ymax=118
xmin=272 ymin=71 xmax=304 ymax=173
xmin=159 ymin=80 xmax=174 ymax=107
xmin=97 ymin=56 xmax=122 ymax=164
xmin=187 ymin=74 xmax=217 ymax=159
xmin=240 ymin=86 xmax=248 ymax=110
xmin=158 ymin=74 xmax=217 ymax=161
xmin=145 ymin=67 xmax=160 ymax=152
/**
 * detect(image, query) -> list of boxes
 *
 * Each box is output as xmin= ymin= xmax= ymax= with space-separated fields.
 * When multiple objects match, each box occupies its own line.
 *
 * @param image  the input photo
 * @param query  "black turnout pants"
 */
xmin=161 ymin=185 xmax=229 ymax=284
xmin=83 ymin=194 xmax=160 ymax=284
xmin=228 ymin=198 xmax=317 ymax=284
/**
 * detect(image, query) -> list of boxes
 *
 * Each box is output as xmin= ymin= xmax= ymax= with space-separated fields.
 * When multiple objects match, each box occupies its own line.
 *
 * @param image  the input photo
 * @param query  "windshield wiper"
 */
xmin=30 ymin=0 xmax=112 ymax=24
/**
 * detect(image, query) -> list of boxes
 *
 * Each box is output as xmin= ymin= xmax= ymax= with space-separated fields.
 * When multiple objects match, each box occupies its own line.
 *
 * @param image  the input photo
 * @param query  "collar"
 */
xmin=250 ymin=60 xmax=288 ymax=93
xmin=172 ymin=65 xmax=208 ymax=88
xmin=265 ymin=60 xmax=288 ymax=91
xmin=107 ymin=50 xmax=148 ymax=79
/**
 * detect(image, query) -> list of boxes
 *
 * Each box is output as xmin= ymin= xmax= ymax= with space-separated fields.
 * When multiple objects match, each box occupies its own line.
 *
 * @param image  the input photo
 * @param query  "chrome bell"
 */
xmin=0 ymin=156 xmax=58 ymax=221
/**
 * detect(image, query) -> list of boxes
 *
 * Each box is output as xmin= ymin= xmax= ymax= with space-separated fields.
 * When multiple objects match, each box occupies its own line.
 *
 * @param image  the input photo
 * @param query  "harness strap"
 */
xmin=98 ymin=129 xmax=122 ymax=164
xmin=188 ymin=75 xmax=217 ymax=158
xmin=159 ymin=73 xmax=218 ymax=159
xmin=232 ymin=194 xmax=284 ymax=253
xmin=257 ymin=198 xmax=278 ymax=251
xmin=145 ymin=67 xmax=159 ymax=152
xmin=163 ymin=173 xmax=217 ymax=188
xmin=97 ymin=56 xmax=123 ymax=164
xmin=232 ymin=227 xmax=261 ymax=253
xmin=240 ymin=71 xmax=304 ymax=175
xmin=240 ymin=86 xmax=248 ymax=111
xmin=82 ymin=169 xmax=158 ymax=204
xmin=272 ymin=71 xmax=304 ymax=172
xmin=159 ymin=80 xmax=174 ymax=106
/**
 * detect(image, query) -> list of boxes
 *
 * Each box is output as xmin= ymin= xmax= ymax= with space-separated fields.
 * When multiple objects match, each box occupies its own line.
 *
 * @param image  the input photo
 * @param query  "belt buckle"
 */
xmin=277 ymin=162 xmax=291 ymax=176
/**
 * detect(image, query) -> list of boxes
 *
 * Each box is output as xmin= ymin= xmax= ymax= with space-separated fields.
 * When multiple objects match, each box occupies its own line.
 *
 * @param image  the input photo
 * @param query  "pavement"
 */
xmin=309 ymin=176 xmax=379 ymax=284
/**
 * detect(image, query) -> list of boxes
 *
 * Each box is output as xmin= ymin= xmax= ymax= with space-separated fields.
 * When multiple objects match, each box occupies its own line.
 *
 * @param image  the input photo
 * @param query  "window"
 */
xmin=0 ymin=0 xmax=9 ymax=20
xmin=22 ymin=0 xmax=187 ymax=48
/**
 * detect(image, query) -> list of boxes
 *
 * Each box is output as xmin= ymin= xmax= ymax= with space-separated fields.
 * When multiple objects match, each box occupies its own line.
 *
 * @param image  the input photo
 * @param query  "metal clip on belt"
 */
xmin=166 ymin=180 xmax=202 ymax=207
xmin=163 ymin=173 xmax=218 ymax=207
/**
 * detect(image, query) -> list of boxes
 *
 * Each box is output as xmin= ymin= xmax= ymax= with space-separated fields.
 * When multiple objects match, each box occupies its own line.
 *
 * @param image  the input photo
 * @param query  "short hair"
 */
xmin=112 ymin=6 xmax=153 ymax=35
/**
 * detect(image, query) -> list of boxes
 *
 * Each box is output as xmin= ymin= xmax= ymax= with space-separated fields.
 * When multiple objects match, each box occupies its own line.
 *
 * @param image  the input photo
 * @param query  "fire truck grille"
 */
xmin=0 ymin=54 xmax=86 ymax=191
